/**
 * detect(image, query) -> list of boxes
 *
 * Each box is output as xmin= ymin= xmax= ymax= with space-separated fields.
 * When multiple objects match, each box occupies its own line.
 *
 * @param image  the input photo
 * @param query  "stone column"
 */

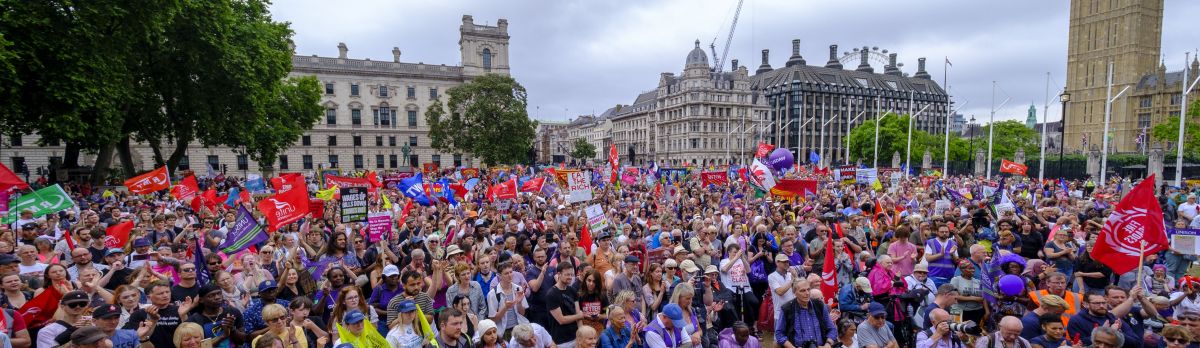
xmin=891 ymin=151 xmax=901 ymax=168
xmin=1014 ymin=148 xmax=1026 ymax=165
xmin=1087 ymin=149 xmax=1101 ymax=180
xmin=1149 ymin=147 xmax=1164 ymax=192
xmin=922 ymin=150 xmax=932 ymax=170
xmin=975 ymin=149 xmax=986 ymax=177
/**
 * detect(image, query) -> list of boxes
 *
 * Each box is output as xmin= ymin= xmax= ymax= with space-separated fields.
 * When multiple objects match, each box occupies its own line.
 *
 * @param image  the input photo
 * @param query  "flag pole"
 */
xmin=1136 ymin=240 xmax=1147 ymax=292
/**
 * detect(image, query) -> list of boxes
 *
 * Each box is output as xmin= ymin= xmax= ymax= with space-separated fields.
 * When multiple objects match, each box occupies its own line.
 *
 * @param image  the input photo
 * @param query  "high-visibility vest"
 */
xmin=1029 ymin=289 xmax=1081 ymax=318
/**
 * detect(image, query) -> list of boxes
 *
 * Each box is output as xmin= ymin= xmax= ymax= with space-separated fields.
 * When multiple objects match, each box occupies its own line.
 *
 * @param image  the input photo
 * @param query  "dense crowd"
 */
xmin=0 ymin=166 xmax=1191 ymax=348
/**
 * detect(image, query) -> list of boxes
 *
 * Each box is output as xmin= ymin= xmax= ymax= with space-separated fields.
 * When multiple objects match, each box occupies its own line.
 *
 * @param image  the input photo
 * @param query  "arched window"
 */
xmin=482 ymin=48 xmax=492 ymax=71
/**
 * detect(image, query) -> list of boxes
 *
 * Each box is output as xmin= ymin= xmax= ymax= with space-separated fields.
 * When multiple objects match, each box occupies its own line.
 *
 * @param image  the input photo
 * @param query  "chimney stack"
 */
xmin=884 ymin=53 xmax=901 ymax=76
xmin=855 ymin=46 xmax=873 ymax=73
xmin=497 ymin=19 xmax=508 ymax=33
xmin=825 ymin=44 xmax=843 ymax=69
xmin=756 ymin=49 xmax=773 ymax=74
xmin=337 ymin=42 xmax=348 ymax=59
xmin=914 ymin=57 xmax=931 ymax=79
xmin=786 ymin=39 xmax=806 ymax=67
xmin=392 ymin=47 xmax=401 ymax=63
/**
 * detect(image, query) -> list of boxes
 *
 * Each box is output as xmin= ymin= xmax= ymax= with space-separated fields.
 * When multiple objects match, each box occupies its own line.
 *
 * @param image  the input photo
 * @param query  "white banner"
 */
xmin=566 ymin=171 xmax=593 ymax=203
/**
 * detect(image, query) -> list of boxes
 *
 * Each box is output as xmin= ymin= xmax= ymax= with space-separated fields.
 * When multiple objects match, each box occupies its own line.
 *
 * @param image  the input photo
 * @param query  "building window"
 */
xmin=353 ymin=155 xmax=363 ymax=169
xmin=431 ymin=154 xmax=441 ymax=166
xmin=324 ymin=83 xmax=334 ymax=95
xmin=352 ymin=109 xmax=361 ymax=126
xmin=429 ymin=88 xmax=438 ymax=100
xmin=409 ymin=136 xmax=417 ymax=146
xmin=207 ymin=155 xmax=219 ymax=170
xmin=302 ymin=155 xmax=313 ymax=169
xmin=325 ymin=109 xmax=336 ymax=125
xmin=483 ymin=48 xmax=492 ymax=71
xmin=407 ymin=87 xmax=416 ymax=99
xmin=690 ymin=139 xmax=699 ymax=149
xmin=375 ymin=155 xmax=385 ymax=169
xmin=9 ymin=135 xmax=19 ymax=147
xmin=408 ymin=110 xmax=418 ymax=127
xmin=1138 ymin=113 xmax=1151 ymax=128
xmin=236 ymin=155 xmax=248 ymax=171
xmin=375 ymin=136 xmax=383 ymax=147
xmin=179 ymin=156 xmax=190 ymax=170
xmin=10 ymin=157 xmax=24 ymax=174
xmin=379 ymin=86 xmax=388 ymax=97
xmin=453 ymin=154 xmax=462 ymax=167
xmin=328 ymin=155 xmax=339 ymax=167
xmin=390 ymin=108 xmax=398 ymax=128
xmin=1172 ymin=94 xmax=1182 ymax=105
xmin=302 ymin=135 xmax=311 ymax=146
xmin=389 ymin=155 xmax=398 ymax=168
xmin=378 ymin=108 xmax=390 ymax=126
xmin=350 ymin=84 xmax=359 ymax=96
xmin=328 ymin=135 xmax=337 ymax=146
xmin=279 ymin=155 xmax=288 ymax=170
xmin=388 ymin=136 xmax=396 ymax=147
xmin=352 ymin=136 xmax=361 ymax=147
xmin=1140 ymin=96 xmax=1152 ymax=108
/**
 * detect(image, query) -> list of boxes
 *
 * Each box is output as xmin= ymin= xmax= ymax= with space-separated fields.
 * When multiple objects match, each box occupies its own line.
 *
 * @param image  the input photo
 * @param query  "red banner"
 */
xmin=171 ymin=175 xmax=200 ymax=200
xmin=460 ymin=168 xmax=480 ymax=178
xmin=0 ymin=162 xmax=28 ymax=192
xmin=308 ymin=199 xmax=325 ymax=219
xmin=325 ymin=174 xmax=375 ymax=193
xmin=489 ymin=178 xmax=518 ymax=202
xmin=105 ymin=221 xmax=134 ymax=249
xmin=521 ymin=177 xmax=546 ymax=193
xmin=272 ymin=173 xmax=304 ymax=193
xmin=755 ymin=143 xmax=775 ymax=158
xmin=423 ymin=163 xmax=440 ymax=174
xmin=700 ymin=172 xmax=728 ymax=187
xmin=1092 ymin=174 xmax=1168 ymax=274
xmin=18 ymin=281 xmax=61 ymax=329
xmin=772 ymin=179 xmax=819 ymax=198
xmin=259 ymin=179 xmax=310 ymax=231
xmin=1000 ymin=159 xmax=1028 ymax=176
xmin=124 ymin=166 xmax=170 ymax=194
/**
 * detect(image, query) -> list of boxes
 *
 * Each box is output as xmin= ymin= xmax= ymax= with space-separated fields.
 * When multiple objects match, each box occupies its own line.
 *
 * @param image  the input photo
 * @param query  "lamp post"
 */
xmin=779 ymin=119 xmax=797 ymax=152
xmin=820 ymin=115 xmax=838 ymax=168
xmin=844 ymin=110 xmax=867 ymax=165
xmin=942 ymin=101 xmax=970 ymax=173
xmin=1100 ymin=61 xmax=1131 ymax=184
xmin=986 ymin=81 xmax=1011 ymax=180
xmin=873 ymin=109 xmax=895 ymax=168
xmin=968 ymin=115 xmax=977 ymax=174
xmin=1058 ymin=90 xmax=1070 ymax=176
xmin=1176 ymin=52 xmax=1200 ymax=187
xmin=726 ymin=125 xmax=742 ymax=166
xmin=798 ymin=117 xmax=816 ymax=165
xmin=906 ymin=103 xmax=933 ymax=179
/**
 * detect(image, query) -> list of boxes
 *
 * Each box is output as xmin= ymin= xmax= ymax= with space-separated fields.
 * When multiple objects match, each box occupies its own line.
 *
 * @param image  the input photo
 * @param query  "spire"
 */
xmin=1026 ymin=103 xmax=1037 ymax=129
xmin=786 ymin=39 xmax=806 ymax=67
xmin=855 ymin=47 xmax=873 ymax=73
xmin=756 ymin=49 xmax=773 ymax=74
xmin=884 ymin=53 xmax=901 ymax=76
xmin=825 ymin=45 xmax=842 ymax=69
xmin=914 ymin=57 xmax=931 ymax=79
xmin=1192 ymin=56 xmax=1199 ymax=73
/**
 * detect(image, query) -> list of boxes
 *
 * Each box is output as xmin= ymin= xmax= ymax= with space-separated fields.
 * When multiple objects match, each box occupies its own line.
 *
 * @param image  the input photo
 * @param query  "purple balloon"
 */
xmin=997 ymin=274 xmax=1024 ymax=296
xmin=768 ymin=148 xmax=795 ymax=171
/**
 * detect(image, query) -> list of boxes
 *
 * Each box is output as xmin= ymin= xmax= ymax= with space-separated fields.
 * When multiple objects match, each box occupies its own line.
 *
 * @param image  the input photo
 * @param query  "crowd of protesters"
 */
xmin=0 ymin=165 xmax=1195 ymax=348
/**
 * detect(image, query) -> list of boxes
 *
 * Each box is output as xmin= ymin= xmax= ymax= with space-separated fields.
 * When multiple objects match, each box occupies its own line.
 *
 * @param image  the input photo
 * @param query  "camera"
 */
xmin=947 ymin=321 xmax=983 ymax=336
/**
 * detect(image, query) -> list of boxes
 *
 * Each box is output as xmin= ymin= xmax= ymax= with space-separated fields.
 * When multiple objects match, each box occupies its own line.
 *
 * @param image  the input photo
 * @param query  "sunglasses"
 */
xmin=1166 ymin=337 xmax=1189 ymax=344
xmin=65 ymin=302 xmax=88 ymax=309
xmin=181 ymin=268 xmax=196 ymax=273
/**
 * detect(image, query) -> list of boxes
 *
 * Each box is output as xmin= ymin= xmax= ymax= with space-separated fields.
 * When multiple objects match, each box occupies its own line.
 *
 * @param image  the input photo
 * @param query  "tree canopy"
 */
xmin=1151 ymin=100 xmax=1200 ymax=160
xmin=570 ymin=138 xmax=596 ymax=161
xmin=846 ymin=113 xmax=972 ymax=165
xmin=425 ymin=74 xmax=537 ymax=166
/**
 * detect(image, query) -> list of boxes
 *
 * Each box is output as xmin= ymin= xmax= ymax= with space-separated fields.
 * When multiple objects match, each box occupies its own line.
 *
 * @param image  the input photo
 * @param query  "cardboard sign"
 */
xmin=934 ymin=199 xmax=951 ymax=216
xmin=339 ymin=187 xmax=368 ymax=223
xmin=566 ymin=171 xmax=593 ymax=203
xmin=1170 ymin=228 xmax=1200 ymax=255
xmin=585 ymin=204 xmax=609 ymax=233
xmin=367 ymin=211 xmax=392 ymax=243
xmin=856 ymin=168 xmax=878 ymax=184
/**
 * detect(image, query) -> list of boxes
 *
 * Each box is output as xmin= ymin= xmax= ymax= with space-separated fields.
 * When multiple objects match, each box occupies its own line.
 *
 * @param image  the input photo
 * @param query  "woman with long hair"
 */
xmin=173 ymin=322 xmax=205 ymax=348
xmin=612 ymin=290 xmax=642 ymax=327
xmin=252 ymin=303 xmax=318 ymax=348
xmin=641 ymin=263 xmax=668 ymax=313
xmin=670 ymin=284 xmax=701 ymax=344
xmin=578 ymin=270 xmax=609 ymax=334
xmin=453 ymin=295 xmax=480 ymax=340
xmin=36 ymin=263 xmax=75 ymax=295
xmin=276 ymin=265 xmax=305 ymax=302
xmin=1073 ymin=241 xmax=1112 ymax=295
xmin=329 ymin=285 xmax=379 ymax=341
xmin=237 ymin=253 xmax=274 ymax=297
xmin=1043 ymin=228 xmax=1078 ymax=282
xmin=386 ymin=299 xmax=438 ymax=348
xmin=111 ymin=285 xmax=146 ymax=328
xmin=33 ymin=237 xmax=57 ymax=264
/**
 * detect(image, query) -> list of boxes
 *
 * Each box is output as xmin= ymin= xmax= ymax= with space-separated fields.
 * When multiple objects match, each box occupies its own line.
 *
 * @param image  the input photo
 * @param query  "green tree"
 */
xmin=570 ymin=138 xmax=596 ymax=160
xmin=244 ymin=76 xmax=324 ymax=173
xmin=845 ymin=113 xmax=975 ymax=166
xmin=1152 ymin=100 xmax=1200 ymax=160
xmin=425 ymin=74 xmax=537 ymax=166
xmin=974 ymin=120 xmax=1040 ymax=161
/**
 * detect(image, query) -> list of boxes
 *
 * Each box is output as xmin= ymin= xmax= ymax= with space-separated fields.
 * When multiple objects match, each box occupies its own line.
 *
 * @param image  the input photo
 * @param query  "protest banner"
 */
xmin=340 ymin=187 xmax=368 ymax=223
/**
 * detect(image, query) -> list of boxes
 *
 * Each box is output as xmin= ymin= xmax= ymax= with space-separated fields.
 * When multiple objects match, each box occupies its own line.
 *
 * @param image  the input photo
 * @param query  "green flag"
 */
xmin=3 ymin=184 xmax=75 ymax=224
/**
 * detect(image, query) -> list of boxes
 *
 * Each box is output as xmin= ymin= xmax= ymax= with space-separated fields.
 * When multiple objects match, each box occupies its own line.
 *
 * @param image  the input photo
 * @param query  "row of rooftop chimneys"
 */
xmin=750 ymin=40 xmax=931 ymax=79
xmin=334 ymin=42 xmax=405 ymax=63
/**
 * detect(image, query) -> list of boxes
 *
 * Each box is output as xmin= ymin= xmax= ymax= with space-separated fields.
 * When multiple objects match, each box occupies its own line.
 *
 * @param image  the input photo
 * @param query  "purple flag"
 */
xmin=217 ymin=205 xmax=266 ymax=255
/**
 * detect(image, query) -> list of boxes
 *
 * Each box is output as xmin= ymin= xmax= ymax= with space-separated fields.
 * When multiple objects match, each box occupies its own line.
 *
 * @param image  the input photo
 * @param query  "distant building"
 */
xmin=534 ymin=121 xmax=570 ymax=163
xmin=1026 ymin=104 xmax=1038 ymax=128
xmin=950 ymin=113 xmax=966 ymax=135
xmin=1129 ymin=59 xmax=1200 ymax=153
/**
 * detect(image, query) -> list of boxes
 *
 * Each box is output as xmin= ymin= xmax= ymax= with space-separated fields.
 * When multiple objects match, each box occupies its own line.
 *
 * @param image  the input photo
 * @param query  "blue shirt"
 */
xmin=369 ymin=284 xmax=404 ymax=312
xmin=111 ymin=329 xmax=140 ymax=348
xmin=474 ymin=272 xmax=497 ymax=297
xmin=243 ymin=298 xmax=290 ymax=333
xmin=601 ymin=326 xmax=640 ymax=348
xmin=774 ymin=302 xmax=835 ymax=346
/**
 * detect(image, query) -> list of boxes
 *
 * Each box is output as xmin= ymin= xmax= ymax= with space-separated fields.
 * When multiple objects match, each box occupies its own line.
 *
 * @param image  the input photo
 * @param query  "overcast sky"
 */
xmin=271 ymin=0 xmax=1200 ymax=126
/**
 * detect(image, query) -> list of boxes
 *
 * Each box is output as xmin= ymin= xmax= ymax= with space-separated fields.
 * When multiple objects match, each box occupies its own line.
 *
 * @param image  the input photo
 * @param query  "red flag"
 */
xmin=258 ymin=179 xmax=310 ymax=231
xmin=491 ymin=178 xmax=518 ymax=201
xmin=820 ymin=227 xmax=838 ymax=301
xmin=272 ymin=173 xmax=304 ymax=193
xmin=609 ymin=144 xmax=618 ymax=169
xmin=171 ymin=175 xmax=200 ymax=200
xmin=308 ymin=199 xmax=325 ymax=219
xmin=104 ymin=221 xmax=134 ymax=249
xmin=999 ymin=160 xmax=1028 ymax=176
xmin=18 ymin=281 xmax=61 ymax=329
xmin=755 ymin=143 xmax=775 ymax=158
xmin=579 ymin=224 xmax=593 ymax=256
xmin=123 ymin=166 xmax=170 ymax=194
xmin=737 ymin=167 xmax=748 ymax=181
xmin=521 ymin=177 xmax=546 ymax=193
xmin=0 ymin=162 xmax=28 ymax=192
xmin=700 ymin=172 xmax=729 ymax=187
xmin=398 ymin=199 xmax=414 ymax=223
xmin=1091 ymin=174 xmax=1168 ymax=274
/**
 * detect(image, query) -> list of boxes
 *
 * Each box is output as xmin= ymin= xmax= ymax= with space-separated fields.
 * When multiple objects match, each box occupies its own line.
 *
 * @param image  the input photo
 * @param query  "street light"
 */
xmin=873 ymin=108 xmax=896 ymax=168
xmin=1100 ymin=62 xmax=1131 ymax=183
xmin=1177 ymin=52 xmax=1200 ymax=187
xmin=759 ymin=121 xmax=776 ymax=144
xmin=844 ymin=110 xmax=867 ymax=165
xmin=986 ymin=81 xmax=1012 ymax=180
xmin=968 ymin=115 xmax=977 ymax=175
xmin=942 ymin=101 xmax=970 ymax=174
xmin=820 ymin=115 xmax=839 ymax=168
xmin=1058 ymin=90 xmax=1070 ymax=176
xmin=906 ymin=103 xmax=933 ymax=179
xmin=797 ymin=117 xmax=816 ymax=165
xmin=726 ymin=125 xmax=742 ymax=166
xmin=779 ymin=118 xmax=797 ymax=151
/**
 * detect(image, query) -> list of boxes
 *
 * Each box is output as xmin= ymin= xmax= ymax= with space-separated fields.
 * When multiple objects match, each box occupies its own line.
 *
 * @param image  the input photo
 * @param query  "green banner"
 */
xmin=2 ymin=184 xmax=75 ymax=224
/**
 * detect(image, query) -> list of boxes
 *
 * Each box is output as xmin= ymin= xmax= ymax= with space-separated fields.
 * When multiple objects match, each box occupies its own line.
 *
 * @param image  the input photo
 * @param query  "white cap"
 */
xmin=383 ymin=265 xmax=400 ymax=277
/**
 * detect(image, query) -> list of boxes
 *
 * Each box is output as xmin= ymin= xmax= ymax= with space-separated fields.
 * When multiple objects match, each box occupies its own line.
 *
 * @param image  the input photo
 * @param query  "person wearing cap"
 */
xmin=187 ymin=283 xmax=247 ymax=347
xmin=0 ymin=254 xmax=18 ymax=279
xmin=70 ymin=326 xmax=112 ymax=348
xmin=587 ymin=231 xmax=615 ymax=277
xmin=369 ymin=264 xmax=404 ymax=315
xmin=904 ymin=262 xmax=938 ymax=323
xmin=607 ymin=255 xmax=644 ymax=310
xmin=126 ymin=237 xmax=155 ymax=270
xmin=385 ymin=299 xmax=439 ymax=348
xmin=838 ymin=277 xmax=874 ymax=323
xmin=475 ymin=319 xmax=503 ymax=348
xmin=705 ymin=265 xmax=737 ymax=333
xmin=643 ymin=303 xmax=692 ymax=348
xmin=37 ymin=290 xmax=91 ymax=348
xmin=335 ymin=308 xmax=389 ymax=347
xmin=245 ymin=279 xmax=290 ymax=337
xmin=856 ymin=302 xmax=898 ymax=348
xmin=768 ymin=253 xmax=795 ymax=321
xmin=100 ymin=247 xmax=134 ymax=290
xmin=94 ymin=302 xmax=156 ymax=348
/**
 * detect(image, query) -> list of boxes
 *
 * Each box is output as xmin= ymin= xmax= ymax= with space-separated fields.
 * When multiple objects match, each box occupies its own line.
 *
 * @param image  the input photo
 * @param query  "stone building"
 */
xmin=1129 ymin=58 xmax=1200 ymax=153
xmin=3 ymin=15 xmax=509 ymax=177
xmin=753 ymin=40 xmax=950 ymax=166
xmin=534 ymin=120 xmax=570 ymax=164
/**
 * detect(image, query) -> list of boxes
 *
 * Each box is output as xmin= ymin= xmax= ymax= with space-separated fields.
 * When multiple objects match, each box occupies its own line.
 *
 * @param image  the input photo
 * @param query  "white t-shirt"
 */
xmin=507 ymin=323 xmax=555 ymax=348
xmin=719 ymin=258 xmax=751 ymax=290
xmin=1180 ymin=202 xmax=1200 ymax=221
xmin=18 ymin=262 xmax=46 ymax=277
xmin=1171 ymin=292 xmax=1200 ymax=316
xmin=767 ymin=271 xmax=794 ymax=313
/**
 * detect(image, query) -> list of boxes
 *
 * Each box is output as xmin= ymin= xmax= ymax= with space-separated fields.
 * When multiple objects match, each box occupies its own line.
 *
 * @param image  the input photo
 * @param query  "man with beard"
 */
xmin=608 ymin=255 xmax=644 ymax=305
xmin=388 ymin=268 xmax=438 ymax=324
xmin=53 ymin=227 xmax=90 ymax=266
xmin=1067 ymin=293 xmax=1123 ymax=346
xmin=923 ymin=224 xmax=958 ymax=287
xmin=526 ymin=247 xmax=554 ymax=328
xmin=66 ymin=247 xmax=107 ymax=280
xmin=125 ymin=281 xmax=196 ymax=348
xmin=187 ymin=284 xmax=246 ymax=348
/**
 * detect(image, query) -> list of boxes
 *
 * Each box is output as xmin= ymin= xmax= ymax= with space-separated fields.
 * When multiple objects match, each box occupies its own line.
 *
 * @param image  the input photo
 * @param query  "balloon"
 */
xmin=998 ymin=274 xmax=1024 ymax=296
xmin=768 ymin=148 xmax=795 ymax=171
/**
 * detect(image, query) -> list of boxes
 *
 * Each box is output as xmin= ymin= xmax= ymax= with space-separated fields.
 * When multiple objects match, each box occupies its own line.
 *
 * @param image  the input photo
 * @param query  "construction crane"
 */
xmin=709 ymin=0 xmax=744 ymax=75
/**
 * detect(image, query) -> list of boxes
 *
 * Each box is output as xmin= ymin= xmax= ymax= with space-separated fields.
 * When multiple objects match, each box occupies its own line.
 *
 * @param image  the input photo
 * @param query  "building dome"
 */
xmin=685 ymin=39 xmax=709 ymax=67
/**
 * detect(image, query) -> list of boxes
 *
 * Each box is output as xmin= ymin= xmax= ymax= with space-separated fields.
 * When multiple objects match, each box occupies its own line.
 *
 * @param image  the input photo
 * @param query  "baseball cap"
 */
xmin=62 ymin=290 xmax=89 ymax=305
xmin=383 ymin=265 xmax=400 ymax=277
xmin=258 ymin=280 xmax=279 ymax=293
xmin=133 ymin=238 xmax=151 ymax=248
xmin=0 ymin=254 xmax=17 ymax=265
xmin=662 ymin=304 xmax=687 ymax=329
xmin=106 ymin=248 xmax=126 ymax=257
xmin=663 ymin=259 xmax=678 ymax=269
xmin=623 ymin=255 xmax=639 ymax=264
xmin=20 ymin=223 xmax=35 ymax=230
xmin=343 ymin=309 xmax=366 ymax=324
xmin=868 ymin=302 xmax=886 ymax=316
xmin=71 ymin=327 xmax=109 ymax=345
xmin=854 ymin=277 xmax=872 ymax=293
xmin=93 ymin=304 xmax=121 ymax=319
xmin=397 ymin=300 xmax=418 ymax=313
xmin=679 ymin=260 xmax=700 ymax=273
xmin=774 ymin=254 xmax=790 ymax=263
xmin=595 ymin=231 xmax=612 ymax=240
